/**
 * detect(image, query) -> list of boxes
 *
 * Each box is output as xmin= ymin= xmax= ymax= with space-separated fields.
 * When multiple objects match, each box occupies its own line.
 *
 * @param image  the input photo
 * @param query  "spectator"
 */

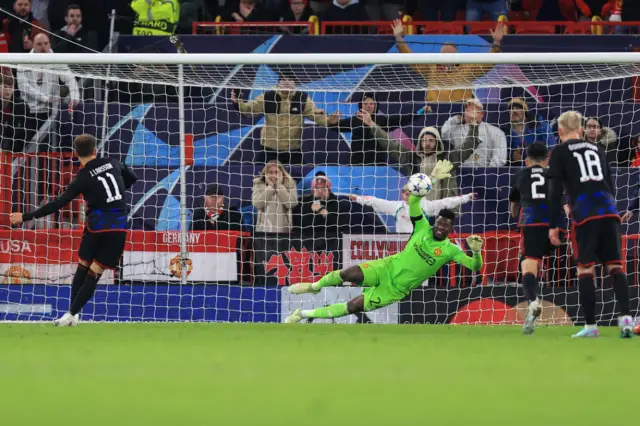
xmin=327 ymin=93 xmax=428 ymax=165
xmin=466 ymin=0 xmax=507 ymax=21
xmin=2 ymin=0 xmax=45 ymax=53
xmin=366 ymin=0 xmax=403 ymax=21
xmin=0 ymin=66 xmax=16 ymax=150
xmin=442 ymin=99 xmax=507 ymax=167
xmin=622 ymin=0 xmax=640 ymax=21
xmin=251 ymin=160 xmax=299 ymax=233
xmin=322 ymin=0 xmax=370 ymax=34
xmin=419 ymin=0 xmax=456 ymax=21
xmin=602 ymin=0 xmax=623 ymax=22
xmin=223 ymin=0 xmax=269 ymax=24
xmin=501 ymin=98 xmax=556 ymax=166
xmin=350 ymin=186 xmax=475 ymax=233
xmin=16 ymin=33 xmax=80 ymax=152
xmin=536 ymin=0 xmax=573 ymax=20
xmin=574 ymin=0 xmax=609 ymax=20
xmin=231 ymin=75 xmax=336 ymax=165
xmin=357 ymin=110 xmax=482 ymax=202
xmin=392 ymin=19 xmax=504 ymax=102
xmin=627 ymin=134 xmax=640 ymax=168
xmin=53 ymin=4 xmax=98 ymax=53
xmin=131 ymin=0 xmax=180 ymax=36
xmin=278 ymin=0 xmax=314 ymax=34
xmin=584 ymin=116 xmax=618 ymax=165
xmin=293 ymin=175 xmax=348 ymax=252
xmin=191 ymin=184 xmax=244 ymax=231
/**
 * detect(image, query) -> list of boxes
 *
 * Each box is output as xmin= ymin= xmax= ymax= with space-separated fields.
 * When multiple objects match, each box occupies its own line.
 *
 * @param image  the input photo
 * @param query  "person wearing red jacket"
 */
xmin=2 ymin=0 xmax=45 ymax=53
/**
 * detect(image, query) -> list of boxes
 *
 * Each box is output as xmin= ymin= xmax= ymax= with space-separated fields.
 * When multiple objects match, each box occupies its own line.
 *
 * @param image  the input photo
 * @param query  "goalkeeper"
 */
xmin=285 ymin=162 xmax=483 ymax=323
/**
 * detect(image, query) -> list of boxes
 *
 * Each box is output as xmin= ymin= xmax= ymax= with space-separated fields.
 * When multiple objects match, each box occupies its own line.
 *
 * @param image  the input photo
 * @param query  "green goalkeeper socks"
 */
xmin=311 ymin=270 xmax=343 ymax=291
xmin=302 ymin=303 xmax=349 ymax=319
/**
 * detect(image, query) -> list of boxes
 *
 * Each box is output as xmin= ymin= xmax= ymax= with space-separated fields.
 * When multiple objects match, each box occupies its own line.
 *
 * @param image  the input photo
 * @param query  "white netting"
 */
xmin=0 ymin=52 xmax=639 ymax=325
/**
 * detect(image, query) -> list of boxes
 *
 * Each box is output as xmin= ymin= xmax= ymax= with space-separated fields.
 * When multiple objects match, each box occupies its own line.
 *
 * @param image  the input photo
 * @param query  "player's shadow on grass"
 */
xmin=307 ymin=311 xmax=373 ymax=324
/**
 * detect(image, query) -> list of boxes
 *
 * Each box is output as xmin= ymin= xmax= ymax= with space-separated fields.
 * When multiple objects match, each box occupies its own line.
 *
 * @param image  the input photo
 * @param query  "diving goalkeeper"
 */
xmin=285 ymin=162 xmax=483 ymax=323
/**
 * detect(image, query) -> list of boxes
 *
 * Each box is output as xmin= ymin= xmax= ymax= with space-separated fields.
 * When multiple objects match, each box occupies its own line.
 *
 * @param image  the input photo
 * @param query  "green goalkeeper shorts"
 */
xmin=358 ymin=259 xmax=406 ymax=312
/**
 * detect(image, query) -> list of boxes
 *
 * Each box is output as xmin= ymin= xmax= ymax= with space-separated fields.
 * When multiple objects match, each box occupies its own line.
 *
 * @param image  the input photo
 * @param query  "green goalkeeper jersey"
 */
xmin=384 ymin=195 xmax=482 ymax=293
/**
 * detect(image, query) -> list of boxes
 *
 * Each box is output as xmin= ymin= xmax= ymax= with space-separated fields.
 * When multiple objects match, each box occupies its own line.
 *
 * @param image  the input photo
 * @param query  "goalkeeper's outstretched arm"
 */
xmin=452 ymin=235 xmax=483 ymax=271
xmin=408 ymin=194 xmax=430 ymax=232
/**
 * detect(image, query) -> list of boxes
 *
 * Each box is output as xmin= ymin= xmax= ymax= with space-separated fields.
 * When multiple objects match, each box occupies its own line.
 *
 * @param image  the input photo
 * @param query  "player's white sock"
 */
xmin=584 ymin=324 xmax=597 ymax=330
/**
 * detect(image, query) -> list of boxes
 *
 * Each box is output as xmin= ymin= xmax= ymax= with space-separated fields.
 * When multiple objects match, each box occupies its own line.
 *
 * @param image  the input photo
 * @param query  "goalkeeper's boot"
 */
xmin=571 ymin=327 xmax=599 ymax=338
xmin=522 ymin=299 xmax=542 ymax=335
xmin=284 ymin=309 xmax=303 ymax=324
xmin=70 ymin=314 xmax=80 ymax=327
xmin=288 ymin=283 xmax=320 ymax=295
xmin=618 ymin=315 xmax=634 ymax=339
xmin=53 ymin=312 xmax=75 ymax=327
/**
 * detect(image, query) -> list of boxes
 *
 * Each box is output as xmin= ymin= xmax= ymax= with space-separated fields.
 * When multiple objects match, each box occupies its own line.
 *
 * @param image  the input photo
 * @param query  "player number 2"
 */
xmin=97 ymin=172 xmax=122 ymax=203
xmin=573 ymin=151 xmax=604 ymax=182
xmin=531 ymin=173 xmax=545 ymax=199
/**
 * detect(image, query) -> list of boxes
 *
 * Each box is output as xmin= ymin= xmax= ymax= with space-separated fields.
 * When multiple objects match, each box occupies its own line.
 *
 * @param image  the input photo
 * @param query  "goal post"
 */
xmin=0 ymin=52 xmax=639 ymax=324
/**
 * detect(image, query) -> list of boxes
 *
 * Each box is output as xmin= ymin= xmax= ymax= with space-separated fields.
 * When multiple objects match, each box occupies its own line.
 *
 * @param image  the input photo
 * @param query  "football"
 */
xmin=406 ymin=173 xmax=433 ymax=197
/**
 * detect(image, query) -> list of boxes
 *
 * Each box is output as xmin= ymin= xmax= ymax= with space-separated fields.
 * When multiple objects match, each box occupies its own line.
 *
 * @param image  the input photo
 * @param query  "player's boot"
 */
xmin=571 ymin=327 xmax=599 ymax=338
xmin=618 ymin=315 xmax=634 ymax=339
xmin=53 ymin=312 xmax=75 ymax=327
xmin=284 ymin=309 xmax=303 ymax=324
xmin=288 ymin=283 xmax=320 ymax=295
xmin=522 ymin=299 xmax=542 ymax=335
xmin=70 ymin=314 xmax=80 ymax=327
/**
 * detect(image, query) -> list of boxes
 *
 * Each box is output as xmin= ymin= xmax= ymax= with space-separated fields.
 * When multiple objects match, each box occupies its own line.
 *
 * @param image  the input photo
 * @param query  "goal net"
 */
xmin=1 ymin=51 xmax=639 ymax=325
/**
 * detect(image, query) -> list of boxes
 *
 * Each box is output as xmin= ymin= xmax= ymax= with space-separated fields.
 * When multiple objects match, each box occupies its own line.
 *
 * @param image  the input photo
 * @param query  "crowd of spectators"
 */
xmin=0 ymin=0 xmax=639 ymax=240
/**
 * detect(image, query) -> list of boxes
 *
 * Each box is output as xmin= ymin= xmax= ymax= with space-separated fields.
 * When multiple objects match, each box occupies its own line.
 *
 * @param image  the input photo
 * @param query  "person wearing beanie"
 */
xmin=322 ymin=0 xmax=370 ymax=34
xmin=501 ymin=97 xmax=556 ymax=166
xmin=356 ymin=109 xmax=482 ymax=206
xmin=292 ymin=175 xmax=348 ymax=251
xmin=190 ymin=184 xmax=244 ymax=231
xmin=327 ymin=93 xmax=429 ymax=165
xmin=278 ymin=0 xmax=315 ymax=34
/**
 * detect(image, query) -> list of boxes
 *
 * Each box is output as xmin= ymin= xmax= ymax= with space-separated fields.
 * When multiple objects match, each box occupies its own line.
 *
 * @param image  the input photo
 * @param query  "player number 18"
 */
xmin=573 ymin=150 xmax=604 ymax=183
xmin=97 ymin=172 xmax=123 ymax=203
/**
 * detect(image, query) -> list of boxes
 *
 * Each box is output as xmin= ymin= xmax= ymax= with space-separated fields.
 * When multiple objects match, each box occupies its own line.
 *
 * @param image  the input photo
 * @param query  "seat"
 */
xmin=421 ymin=22 xmax=464 ymax=34
xmin=564 ymin=22 xmax=591 ymax=34
xmin=514 ymin=22 xmax=556 ymax=34
xmin=467 ymin=22 xmax=497 ymax=34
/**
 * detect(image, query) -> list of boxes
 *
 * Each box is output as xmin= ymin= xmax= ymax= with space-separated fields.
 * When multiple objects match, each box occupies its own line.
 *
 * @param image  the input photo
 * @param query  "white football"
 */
xmin=406 ymin=173 xmax=432 ymax=197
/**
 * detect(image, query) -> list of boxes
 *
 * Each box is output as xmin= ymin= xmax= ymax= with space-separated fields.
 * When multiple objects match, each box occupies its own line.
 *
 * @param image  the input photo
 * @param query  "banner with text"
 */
xmin=0 ymin=230 xmax=244 ymax=284
xmin=123 ymin=231 xmax=242 ymax=282
xmin=252 ymin=233 xmax=338 ymax=286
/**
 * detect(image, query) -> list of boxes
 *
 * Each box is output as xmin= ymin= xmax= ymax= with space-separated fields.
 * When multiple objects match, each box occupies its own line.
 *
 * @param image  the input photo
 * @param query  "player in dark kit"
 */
xmin=509 ymin=142 xmax=567 ymax=335
xmin=10 ymin=134 xmax=138 ymax=326
xmin=547 ymin=111 xmax=633 ymax=338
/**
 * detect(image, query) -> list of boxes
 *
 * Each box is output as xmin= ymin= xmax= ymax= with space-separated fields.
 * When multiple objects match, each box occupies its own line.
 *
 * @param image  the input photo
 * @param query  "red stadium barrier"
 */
xmin=1 ymin=152 xmax=82 ymax=230
xmin=197 ymin=19 xmax=640 ymax=36
xmin=193 ymin=21 xmax=316 ymax=35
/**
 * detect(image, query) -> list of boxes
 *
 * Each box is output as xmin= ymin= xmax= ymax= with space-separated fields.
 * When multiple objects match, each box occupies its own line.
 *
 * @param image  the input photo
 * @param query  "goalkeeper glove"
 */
xmin=466 ymin=235 xmax=483 ymax=254
xmin=430 ymin=160 xmax=453 ymax=181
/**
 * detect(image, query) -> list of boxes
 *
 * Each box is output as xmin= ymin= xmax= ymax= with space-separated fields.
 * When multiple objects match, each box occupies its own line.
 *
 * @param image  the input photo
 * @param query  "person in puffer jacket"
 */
xmin=356 ymin=109 xmax=481 ymax=204
xmin=251 ymin=160 xmax=299 ymax=233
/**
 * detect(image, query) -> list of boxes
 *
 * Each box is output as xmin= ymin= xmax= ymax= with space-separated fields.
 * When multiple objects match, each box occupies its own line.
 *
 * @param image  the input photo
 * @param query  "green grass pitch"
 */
xmin=1 ymin=324 xmax=637 ymax=426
